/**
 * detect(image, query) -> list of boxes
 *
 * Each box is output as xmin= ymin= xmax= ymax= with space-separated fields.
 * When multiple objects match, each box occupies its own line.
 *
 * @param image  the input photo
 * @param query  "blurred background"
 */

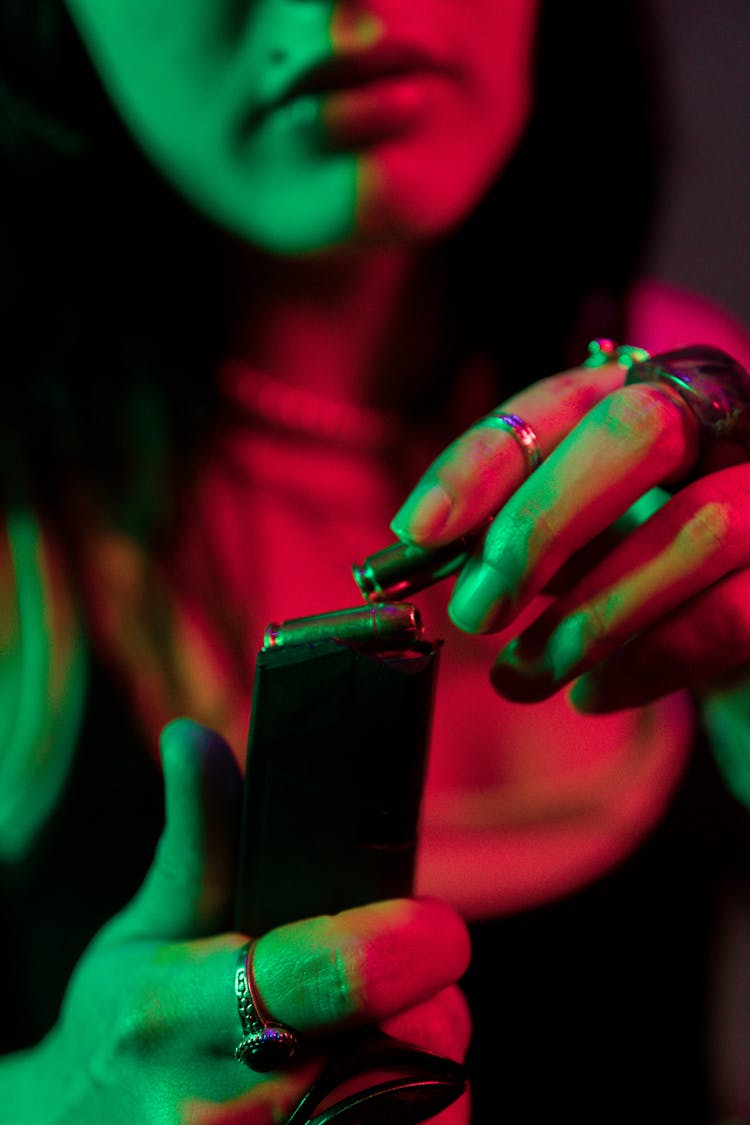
xmin=645 ymin=0 xmax=750 ymax=328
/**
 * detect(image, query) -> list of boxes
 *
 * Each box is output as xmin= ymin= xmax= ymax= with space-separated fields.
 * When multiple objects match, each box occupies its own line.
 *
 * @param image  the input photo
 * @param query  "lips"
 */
xmin=293 ymin=42 xmax=446 ymax=101
xmin=259 ymin=42 xmax=451 ymax=121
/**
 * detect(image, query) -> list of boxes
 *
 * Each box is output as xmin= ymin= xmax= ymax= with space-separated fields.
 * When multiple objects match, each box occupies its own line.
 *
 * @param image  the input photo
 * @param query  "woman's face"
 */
xmin=65 ymin=0 xmax=539 ymax=254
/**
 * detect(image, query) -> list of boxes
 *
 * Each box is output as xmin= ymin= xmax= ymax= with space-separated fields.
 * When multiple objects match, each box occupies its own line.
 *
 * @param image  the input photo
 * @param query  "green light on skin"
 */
xmin=0 ymin=513 xmax=87 ymax=860
xmin=702 ymin=681 xmax=750 ymax=810
xmin=64 ymin=0 xmax=362 ymax=254
xmin=583 ymin=341 xmax=651 ymax=370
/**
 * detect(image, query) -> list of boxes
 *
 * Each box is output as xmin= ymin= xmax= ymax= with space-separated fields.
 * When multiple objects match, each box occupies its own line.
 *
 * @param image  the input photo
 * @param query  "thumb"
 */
xmin=113 ymin=718 xmax=244 ymax=943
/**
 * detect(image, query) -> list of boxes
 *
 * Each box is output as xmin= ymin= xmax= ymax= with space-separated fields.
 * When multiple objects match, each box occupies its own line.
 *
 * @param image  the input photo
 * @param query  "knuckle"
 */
xmin=301 ymin=933 xmax=365 ymax=1025
xmin=671 ymin=467 xmax=750 ymax=564
xmin=580 ymin=596 xmax=620 ymax=649
xmin=281 ymin=918 xmax=366 ymax=1026
xmin=464 ymin=424 xmax=506 ymax=462
xmin=108 ymin=985 xmax=171 ymax=1061
xmin=546 ymin=367 xmax=618 ymax=416
xmin=361 ymin=936 xmax=409 ymax=1013
xmin=586 ymin=383 xmax=700 ymax=481
xmin=253 ymin=921 xmax=364 ymax=1030
xmin=594 ymin=385 xmax=677 ymax=448
xmin=437 ymin=426 xmax=509 ymax=490
xmin=674 ymin=499 xmax=737 ymax=559
xmin=521 ymin=494 xmax=560 ymax=545
xmin=528 ymin=367 xmax=594 ymax=402
xmin=497 ymin=492 xmax=559 ymax=569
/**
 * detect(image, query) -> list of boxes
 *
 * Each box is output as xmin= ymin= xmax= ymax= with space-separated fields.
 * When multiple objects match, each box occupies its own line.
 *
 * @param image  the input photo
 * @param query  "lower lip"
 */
xmin=314 ymin=71 xmax=445 ymax=149
xmin=323 ymin=72 xmax=445 ymax=148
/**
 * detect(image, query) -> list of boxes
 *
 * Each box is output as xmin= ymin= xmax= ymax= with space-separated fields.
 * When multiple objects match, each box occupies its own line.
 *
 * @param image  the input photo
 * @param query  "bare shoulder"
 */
xmin=628 ymin=278 xmax=750 ymax=369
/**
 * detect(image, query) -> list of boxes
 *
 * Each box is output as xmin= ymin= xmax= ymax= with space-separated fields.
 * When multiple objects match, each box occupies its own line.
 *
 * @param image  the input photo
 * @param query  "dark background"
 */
xmin=645 ymin=0 xmax=749 ymax=328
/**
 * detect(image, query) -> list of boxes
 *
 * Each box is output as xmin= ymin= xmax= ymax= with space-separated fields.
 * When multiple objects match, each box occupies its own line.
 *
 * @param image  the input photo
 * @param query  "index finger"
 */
xmin=254 ymin=896 xmax=471 ymax=1032
xmin=390 ymin=358 xmax=630 ymax=547
xmin=165 ymin=897 xmax=470 ymax=1057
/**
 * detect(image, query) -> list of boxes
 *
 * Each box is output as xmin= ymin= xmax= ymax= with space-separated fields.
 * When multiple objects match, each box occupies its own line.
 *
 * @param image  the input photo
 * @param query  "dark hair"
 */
xmin=446 ymin=0 xmax=666 ymax=389
xmin=0 ymin=1 xmax=225 ymax=531
xmin=0 ymin=0 xmax=666 ymax=529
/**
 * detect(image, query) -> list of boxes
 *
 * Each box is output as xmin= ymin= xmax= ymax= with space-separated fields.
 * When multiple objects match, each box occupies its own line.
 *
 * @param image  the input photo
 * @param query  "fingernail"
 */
xmin=492 ymin=636 xmax=540 ymax=679
xmin=491 ymin=619 xmax=584 ymax=699
xmin=544 ymin=616 xmax=589 ymax=681
xmin=391 ymin=483 xmax=453 ymax=543
xmin=570 ymin=662 xmax=629 ymax=714
xmin=491 ymin=637 xmax=557 ymax=701
xmin=449 ymin=558 xmax=505 ymax=633
xmin=569 ymin=674 xmax=603 ymax=712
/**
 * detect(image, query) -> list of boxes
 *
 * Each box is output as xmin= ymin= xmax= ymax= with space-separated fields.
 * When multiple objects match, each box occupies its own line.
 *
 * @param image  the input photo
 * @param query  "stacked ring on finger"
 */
xmin=625 ymin=344 xmax=750 ymax=447
xmin=234 ymin=940 xmax=301 ymax=1072
xmin=354 ymin=340 xmax=750 ymax=606
xmin=353 ymin=410 xmax=544 ymax=602
xmin=354 ymin=343 xmax=633 ymax=603
xmin=479 ymin=412 xmax=543 ymax=475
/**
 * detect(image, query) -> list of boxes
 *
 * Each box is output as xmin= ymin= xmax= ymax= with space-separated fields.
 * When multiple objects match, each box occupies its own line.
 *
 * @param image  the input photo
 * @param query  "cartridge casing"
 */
xmin=353 ymin=538 xmax=471 ymax=603
xmin=263 ymin=602 xmax=422 ymax=651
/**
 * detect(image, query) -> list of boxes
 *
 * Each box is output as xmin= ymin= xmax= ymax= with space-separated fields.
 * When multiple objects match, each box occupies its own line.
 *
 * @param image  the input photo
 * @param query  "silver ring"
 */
xmin=625 ymin=345 xmax=750 ymax=445
xmin=234 ymin=940 xmax=300 ymax=1072
xmin=481 ymin=412 xmax=543 ymax=475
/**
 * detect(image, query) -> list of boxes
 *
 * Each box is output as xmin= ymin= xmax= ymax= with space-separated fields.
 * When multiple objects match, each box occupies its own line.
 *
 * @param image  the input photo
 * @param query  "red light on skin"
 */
xmin=321 ymin=71 xmax=451 ymax=152
xmin=343 ymin=2 xmax=539 ymax=245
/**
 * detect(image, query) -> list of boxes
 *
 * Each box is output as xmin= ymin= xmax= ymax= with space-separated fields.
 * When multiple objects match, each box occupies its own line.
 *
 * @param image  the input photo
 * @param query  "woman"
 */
xmin=1 ymin=0 xmax=749 ymax=1120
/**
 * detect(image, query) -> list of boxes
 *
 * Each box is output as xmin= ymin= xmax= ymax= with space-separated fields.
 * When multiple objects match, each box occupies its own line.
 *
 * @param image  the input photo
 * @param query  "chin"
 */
xmin=354 ymin=179 xmax=479 ymax=245
xmin=351 ymin=165 xmax=486 ymax=247
xmin=206 ymin=200 xmax=358 ymax=257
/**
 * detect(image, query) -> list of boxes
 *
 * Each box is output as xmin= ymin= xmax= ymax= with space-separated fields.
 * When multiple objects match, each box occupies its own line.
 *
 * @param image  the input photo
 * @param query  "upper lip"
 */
xmin=263 ymin=42 xmax=449 ymax=116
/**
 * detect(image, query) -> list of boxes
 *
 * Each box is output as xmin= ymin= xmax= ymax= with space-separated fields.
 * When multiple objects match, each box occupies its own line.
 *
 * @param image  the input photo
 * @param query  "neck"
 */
xmin=221 ymin=241 xmax=452 ymax=412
